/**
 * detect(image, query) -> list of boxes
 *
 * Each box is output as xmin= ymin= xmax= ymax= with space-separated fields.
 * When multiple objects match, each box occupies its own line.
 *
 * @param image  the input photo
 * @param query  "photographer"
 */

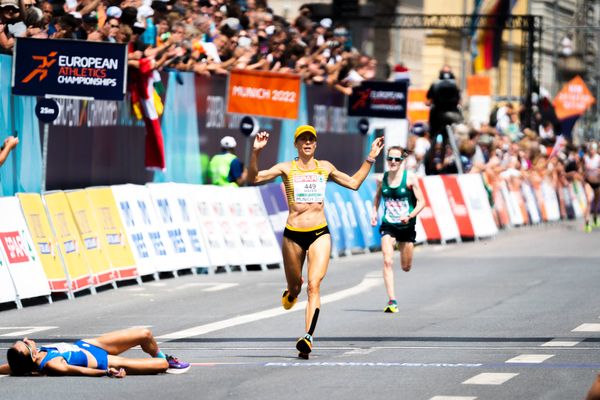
xmin=426 ymin=65 xmax=463 ymax=144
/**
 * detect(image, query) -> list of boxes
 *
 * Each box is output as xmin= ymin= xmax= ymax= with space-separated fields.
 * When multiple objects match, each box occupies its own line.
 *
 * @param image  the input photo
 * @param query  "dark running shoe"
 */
xmin=165 ymin=355 xmax=191 ymax=374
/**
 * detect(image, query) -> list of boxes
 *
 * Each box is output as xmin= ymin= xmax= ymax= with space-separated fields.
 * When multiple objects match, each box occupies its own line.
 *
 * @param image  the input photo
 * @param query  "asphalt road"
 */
xmin=0 ymin=220 xmax=599 ymax=400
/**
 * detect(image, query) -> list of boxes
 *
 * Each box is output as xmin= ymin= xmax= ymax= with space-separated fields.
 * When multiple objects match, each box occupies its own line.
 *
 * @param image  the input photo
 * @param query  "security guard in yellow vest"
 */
xmin=209 ymin=136 xmax=246 ymax=186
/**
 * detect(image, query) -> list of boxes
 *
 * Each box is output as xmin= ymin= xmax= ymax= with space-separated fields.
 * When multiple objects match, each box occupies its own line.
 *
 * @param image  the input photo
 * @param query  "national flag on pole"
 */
xmin=128 ymin=57 xmax=166 ymax=171
xmin=471 ymin=0 xmax=517 ymax=73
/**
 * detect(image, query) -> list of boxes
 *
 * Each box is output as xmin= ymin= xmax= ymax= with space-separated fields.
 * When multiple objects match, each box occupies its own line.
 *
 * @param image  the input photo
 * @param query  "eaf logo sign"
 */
xmin=12 ymin=38 xmax=127 ymax=101
xmin=0 ymin=231 xmax=30 ymax=264
xmin=22 ymin=51 xmax=58 ymax=83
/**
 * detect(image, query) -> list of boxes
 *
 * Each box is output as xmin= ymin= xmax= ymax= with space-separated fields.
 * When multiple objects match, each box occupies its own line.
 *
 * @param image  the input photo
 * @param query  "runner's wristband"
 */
xmin=366 ymin=157 xmax=376 ymax=164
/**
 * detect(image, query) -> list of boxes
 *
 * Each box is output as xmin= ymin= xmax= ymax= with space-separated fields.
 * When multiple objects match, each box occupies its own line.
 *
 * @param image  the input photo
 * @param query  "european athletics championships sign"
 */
xmin=12 ymin=37 xmax=127 ymax=101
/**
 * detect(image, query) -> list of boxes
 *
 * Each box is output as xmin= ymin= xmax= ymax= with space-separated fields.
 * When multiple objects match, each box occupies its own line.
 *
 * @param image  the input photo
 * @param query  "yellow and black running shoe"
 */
xmin=384 ymin=300 xmax=399 ymax=313
xmin=281 ymin=290 xmax=298 ymax=310
xmin=296 ymin=333 xmax=313 ymax=355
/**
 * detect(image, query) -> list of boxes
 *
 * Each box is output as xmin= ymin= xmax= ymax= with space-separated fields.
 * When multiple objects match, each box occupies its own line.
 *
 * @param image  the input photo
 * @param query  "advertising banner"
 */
xmin=111 ymin=184 xmax=173 ymax=274
xmin=44 ymin=191 xmax=93 ymax=291
xmin=573 ymin=180 xmax=589 ymax=216
xmin=326 ymin=184 xmax=354 ymax=255
xmin=85 ymin=187 xmax=138 ymax=280
xmin=521 ymin=182 xmax=542 ymax=224
xmin=335 ymin=186 xmax=366 ymax=252
xmin=0 ymin=197 xmax=50 ymax=301
xmin=415 ymin=217 xmax=427 ymax=244
xmin=230 ymin=186 xmax=283 ymax=266
xmin=65 ymin=190 xmax=115 ymax=286
xmin=349 ymin=185 xmax=378 ymax=250
xmin=227 ymin=69 xmax=301 ymax=119
xmin=0 ymin=251 xmax=17 ymax=304
xmin=348 ymin=80 xmax=408 ymax=119
xmin=190 ymin=185 xmax=240 ymax=268
xmin=440 ymin=175 xmax=475 ymax=239
xmin=357 ymin=177 xmax=382 ymax=249
xmin=456 ymin=174 xmax=498 ymax=238
xmin=146 ymin=183 xmax=210 ymax=270
xmin=553 ymin=75 xmax=595 ymax=120
xmin=416 ymin=178 xmax=442 ymax=242
xmin=18 ymin=193 xmax=69 ymax=292
xmin=12 ymin=38 xmax=127 ymax=100
xmin=407 ymin=88 xmax=430 ymax=125
xmin=258 ymin=183 xmax=288 ymax=248
xmin=491 ymin=180 xmax=511 ymax=228
xmin=420 ymin=176 xmax=460 ymax=243
xmin=541 ymin=179 xmax=560 ymax=221
xmin=207 ymin=185 xmax=272 ymax=267
xmin=500 ymin=180 xmax=524 ymax=226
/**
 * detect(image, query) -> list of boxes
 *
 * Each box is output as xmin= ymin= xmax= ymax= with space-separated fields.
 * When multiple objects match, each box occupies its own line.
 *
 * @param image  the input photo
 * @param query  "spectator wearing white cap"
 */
xmin=208 ymin=136 xmax=246 ymax=186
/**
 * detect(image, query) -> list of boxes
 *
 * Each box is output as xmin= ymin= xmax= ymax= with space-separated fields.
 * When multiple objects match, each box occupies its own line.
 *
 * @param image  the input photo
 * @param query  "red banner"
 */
xmin=0 ymin=231 xmax=30 ymax=263
xmin=417 ymin=178 xmax=441 ymax=241
xmin=227 ymin=69 xmax=300 ymax=119
xmin=441 ymin=175 xmax=475 ymax=238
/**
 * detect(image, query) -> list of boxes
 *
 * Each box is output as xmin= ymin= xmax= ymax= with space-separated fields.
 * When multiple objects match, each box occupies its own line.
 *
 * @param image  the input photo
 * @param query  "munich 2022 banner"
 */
xmin=12 ymin=38 xmax=127 ymax=100
xmin=348 ymin=80 xmax=408 ymax=119
xmin=227 ymin=69 xmax=301 ymax=119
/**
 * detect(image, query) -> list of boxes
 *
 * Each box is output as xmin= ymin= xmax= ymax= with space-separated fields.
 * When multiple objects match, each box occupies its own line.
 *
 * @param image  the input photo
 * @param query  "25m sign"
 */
xmin=12 ymin=38 xmax=127 ymax=100
xmin=0 ymin=231 xmax=30 ymax=264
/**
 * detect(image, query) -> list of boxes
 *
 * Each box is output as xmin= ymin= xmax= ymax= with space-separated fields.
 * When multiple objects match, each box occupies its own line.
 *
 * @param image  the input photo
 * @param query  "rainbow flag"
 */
xmin=471 ymin=0 xmax=517 ymax=73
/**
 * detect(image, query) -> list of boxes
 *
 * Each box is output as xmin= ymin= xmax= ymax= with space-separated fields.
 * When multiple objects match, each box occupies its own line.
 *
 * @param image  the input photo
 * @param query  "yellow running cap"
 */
xmin=294 ymin=125 xmax=317 ymax=141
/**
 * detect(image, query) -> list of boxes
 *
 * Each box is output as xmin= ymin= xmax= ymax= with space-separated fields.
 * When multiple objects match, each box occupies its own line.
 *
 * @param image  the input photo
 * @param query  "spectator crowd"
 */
xmin=0 ymin=0 xmax=597 ymax=229
xmin=0 ymin=0 xmax=375 ymax=94
xmin=404 ymin=82 xmax=599 ymax=232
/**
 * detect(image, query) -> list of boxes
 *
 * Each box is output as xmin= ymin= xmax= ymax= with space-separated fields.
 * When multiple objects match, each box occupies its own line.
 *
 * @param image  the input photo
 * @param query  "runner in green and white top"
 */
xmin=371 ymin=146 xmax=426 ymax=313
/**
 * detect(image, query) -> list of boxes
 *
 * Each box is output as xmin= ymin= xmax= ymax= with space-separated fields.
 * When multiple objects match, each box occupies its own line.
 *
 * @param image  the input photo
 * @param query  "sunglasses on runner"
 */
xmin=387 ymin=156 xmax=404 ymax=162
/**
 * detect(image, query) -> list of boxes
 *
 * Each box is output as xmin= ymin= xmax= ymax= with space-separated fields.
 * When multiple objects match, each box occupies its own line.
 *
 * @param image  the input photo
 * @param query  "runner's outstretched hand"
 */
xmin=253 ymin=131 xmax=270 ymax=152
xmin=368 ymin=137 xmax=385 ymax=159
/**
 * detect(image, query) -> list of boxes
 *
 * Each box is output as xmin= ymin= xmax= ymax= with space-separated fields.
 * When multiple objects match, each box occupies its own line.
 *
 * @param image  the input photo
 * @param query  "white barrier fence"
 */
xmin=0 ymin=174 xmax=588 ymax=309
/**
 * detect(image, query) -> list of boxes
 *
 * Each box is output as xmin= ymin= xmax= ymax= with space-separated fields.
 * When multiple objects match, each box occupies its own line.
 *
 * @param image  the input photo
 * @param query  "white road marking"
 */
xmin=203 ymin=283 xmax=239 ymax=292
xmin=430 ymin=397 xmax=477 ymax=400
xmin=157 ymin=275 xmax=380 ymax=339
xmin=505 ymin=354 xmax=554 ymax=363
xmin=462 ymin=373 xmax=518 ymax=385
xmin=343 ymin=348 xmax=377 ymax=355
xmin=572 ymin=323 xmax=600 ymax=332
xmin=265 ymin=362 xmax=481 ymax=368
xmin=541 ymin=340 xmax=581 ymax=347
xmin=0 ymin=327 xmax=58 ymax=337
xmin=146 ymin=282 xmax=167 ymax=287
xmin=125 ymin=287 xmax=146 ymax=292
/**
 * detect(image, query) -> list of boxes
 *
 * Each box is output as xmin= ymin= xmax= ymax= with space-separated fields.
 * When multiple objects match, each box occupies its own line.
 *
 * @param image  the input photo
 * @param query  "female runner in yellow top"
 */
xmin=247 ymin=125 xmax=384 ymax=358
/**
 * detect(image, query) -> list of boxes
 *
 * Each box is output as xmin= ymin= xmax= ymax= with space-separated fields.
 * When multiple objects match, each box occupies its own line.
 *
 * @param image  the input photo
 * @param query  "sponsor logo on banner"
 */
xmin=553 ymin=76 xmax=595 ymax=119
xmin=227 ymin=69 xmax=300 ymax=119
xmin=13 ymin=38 xmax=127 ymax=100
xmin=348 ymin=80 xmax=408 ymax=119
xmin=407 ymin=88 xmax=430 ymax=124
xmin=0 ymin=231 xmax=30 ymax=263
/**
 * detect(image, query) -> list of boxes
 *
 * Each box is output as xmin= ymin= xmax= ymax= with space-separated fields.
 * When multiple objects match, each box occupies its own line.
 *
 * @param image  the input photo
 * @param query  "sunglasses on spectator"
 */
xmin=387 ymin=156 xmax=404 ymax=162
xmin=109 ymin=23 xmax=119 ymax=28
